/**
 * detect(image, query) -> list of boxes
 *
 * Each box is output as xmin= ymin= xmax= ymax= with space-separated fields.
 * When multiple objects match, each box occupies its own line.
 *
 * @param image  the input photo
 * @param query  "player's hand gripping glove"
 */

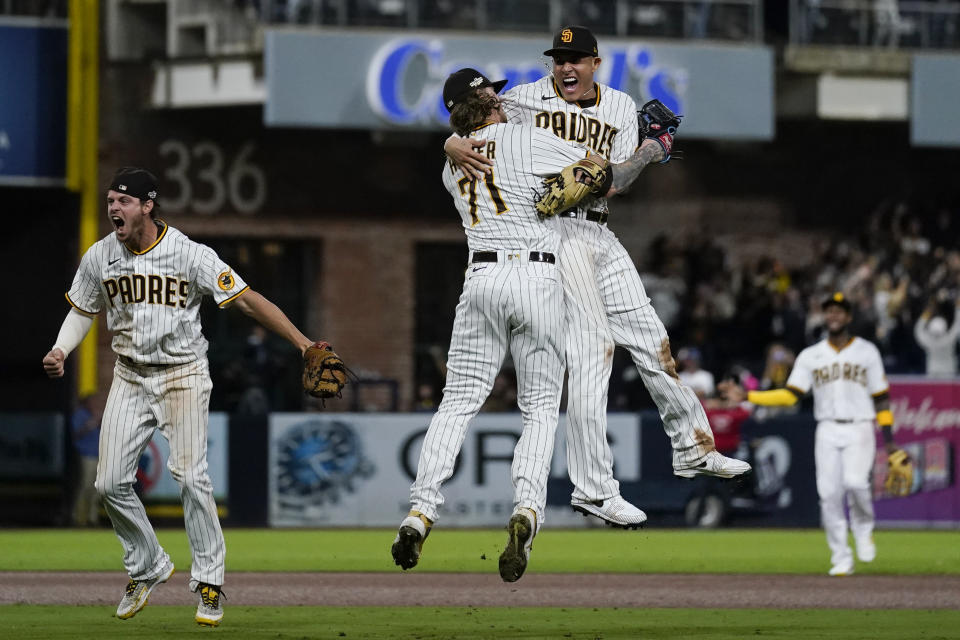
xmin=884 ymin=449 xmax=914 ymax=496
xmin=534 ymin=156 xmax=610 ymax=220
xmin=637 ymin=99 xmax=682 ymax=163
xmin=302 ymin=341 xmax=348 ymax=401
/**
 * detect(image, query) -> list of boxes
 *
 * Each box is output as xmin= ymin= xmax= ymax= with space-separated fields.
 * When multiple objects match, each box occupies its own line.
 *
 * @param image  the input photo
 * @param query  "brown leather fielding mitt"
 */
xmin=302 ymin=341 xmax=347 ymax=400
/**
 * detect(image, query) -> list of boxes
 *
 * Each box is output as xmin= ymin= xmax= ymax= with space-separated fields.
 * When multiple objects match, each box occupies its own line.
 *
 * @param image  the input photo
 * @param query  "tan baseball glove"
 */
xmin=302 ymin=341 xmax=347 ymax=400
xmin=884 ymin=449 xmax=914 ymax=497
xmin=534 ymin=156 xmax=610 ymax=220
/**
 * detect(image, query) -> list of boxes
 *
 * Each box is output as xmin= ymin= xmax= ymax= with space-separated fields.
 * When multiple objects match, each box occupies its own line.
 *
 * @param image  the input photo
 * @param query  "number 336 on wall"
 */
xmin=158 ymin=139 xmax=267 ymax=215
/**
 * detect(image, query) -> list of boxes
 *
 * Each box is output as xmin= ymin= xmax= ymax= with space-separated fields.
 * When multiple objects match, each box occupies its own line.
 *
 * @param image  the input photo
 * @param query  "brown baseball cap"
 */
xmin=544 ymin=25 xmax=598 ymax=58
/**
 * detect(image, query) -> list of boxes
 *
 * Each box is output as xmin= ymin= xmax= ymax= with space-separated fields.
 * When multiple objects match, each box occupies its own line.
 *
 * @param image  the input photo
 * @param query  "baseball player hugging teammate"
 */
xmin=393 ymin=68 xmax=584 ymax=582
xmin=720 ymin=292 xmax=913 ymax=576
xmin=43 ymin=167 xmax=322 ymax=626
xmin=445 ymin=26 xmax=751 ymax=529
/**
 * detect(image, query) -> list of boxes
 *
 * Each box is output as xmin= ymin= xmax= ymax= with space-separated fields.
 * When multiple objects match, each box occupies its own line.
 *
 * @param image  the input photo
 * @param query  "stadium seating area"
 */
xmin=624 ymin=192 xmax=960 ymax=408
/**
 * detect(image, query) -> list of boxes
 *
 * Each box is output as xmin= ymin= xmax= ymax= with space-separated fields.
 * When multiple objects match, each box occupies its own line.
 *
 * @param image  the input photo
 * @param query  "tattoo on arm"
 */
xmin=610 ymin=143 xmax=662 ymax=194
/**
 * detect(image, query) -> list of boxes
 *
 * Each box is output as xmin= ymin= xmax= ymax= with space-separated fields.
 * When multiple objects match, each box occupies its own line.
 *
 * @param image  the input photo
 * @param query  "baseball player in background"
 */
xmin=42 ymin=167 xmax=318 ymax=625
xmin=446 ymin=26 xmax=750 ymax=529
xmin=720 ymin=292 xmax=911 ymax=576
xmin=393 ymin=68 xmax=618 ymax=583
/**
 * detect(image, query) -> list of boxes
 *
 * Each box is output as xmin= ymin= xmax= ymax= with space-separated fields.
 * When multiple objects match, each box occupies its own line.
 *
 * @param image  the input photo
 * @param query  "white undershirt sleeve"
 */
xmin=52 ymin=308 xmax=95 ymax=358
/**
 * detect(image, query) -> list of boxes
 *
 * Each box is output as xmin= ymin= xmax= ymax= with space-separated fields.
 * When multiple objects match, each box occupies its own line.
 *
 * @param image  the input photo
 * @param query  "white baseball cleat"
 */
xmin=571 ymin=495 xmax=647 ymax=529
xmin=856 ymin=536 xmax=876 ymax=563
xmin=116 ymin=559 xmax=175 ymax=620
xmin=828 ymin=562 xmax=854 ymax=577
xmin=675 ymin=450 xmax=752 ymax=479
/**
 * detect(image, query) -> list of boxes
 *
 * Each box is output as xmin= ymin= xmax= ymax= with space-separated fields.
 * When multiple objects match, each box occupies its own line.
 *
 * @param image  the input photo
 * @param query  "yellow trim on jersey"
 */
xmin=871 ymin=387 xmax=890 ymax=398
xmin=471 ymin=122 xmax=496 ymax=134
xmin=828 ymin=337 xmax=855 ymax=353
xmin=218 ymin=285 xmax=250 ymax=308
xmin=550 ymin=79 xmax=601 ymax=108
xmin=129 ymin=220 xmax=168 ymax=256
xmin=64 ymin=292 xmax=97 ymax=317
xmin=747 ymin=388 xmax=800 ymax=407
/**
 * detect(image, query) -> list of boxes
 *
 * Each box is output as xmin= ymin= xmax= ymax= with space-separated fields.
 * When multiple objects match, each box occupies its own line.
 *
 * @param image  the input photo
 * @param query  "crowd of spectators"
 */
xmin=610 ymin=196 xmax=960 ymax=412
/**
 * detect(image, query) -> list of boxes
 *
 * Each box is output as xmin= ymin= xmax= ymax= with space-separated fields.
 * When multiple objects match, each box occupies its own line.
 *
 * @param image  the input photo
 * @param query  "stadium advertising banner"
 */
xmin=267 ymin=412 xmax=639 ymax=527
xmin=0 ymin=19 xmax=67 ymax=186
xmin=265 ymin=29 xmax=773 ymax=140
xmin=137 ymin=413 xmax=229 ymax=502
xmin=911 ymin=53 xmax=960 ymax=148
xmin=874 ymin=377 xmax=960 ymax=527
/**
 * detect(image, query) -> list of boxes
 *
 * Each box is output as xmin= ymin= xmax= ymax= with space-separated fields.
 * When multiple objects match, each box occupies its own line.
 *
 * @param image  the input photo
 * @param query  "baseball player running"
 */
xmin=447 ymin=26 xmax=750 ymax=529
xmin=392 ymin=69 xmax=600 ymax=582
xmin=42 ymin=167 xmax=318 ymax=625
xmin=720 ymin=292 xmax=912 ymax=576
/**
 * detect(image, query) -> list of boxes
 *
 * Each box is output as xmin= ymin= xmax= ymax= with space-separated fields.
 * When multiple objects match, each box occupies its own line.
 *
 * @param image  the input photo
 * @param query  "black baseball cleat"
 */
xmin=391 ymin=512 xmax=432 ymax=570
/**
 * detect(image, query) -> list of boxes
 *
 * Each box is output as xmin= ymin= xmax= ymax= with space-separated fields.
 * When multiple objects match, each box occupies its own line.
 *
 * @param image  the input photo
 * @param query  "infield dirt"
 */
xmin=2 ymin=571 xmax=957 ymax=609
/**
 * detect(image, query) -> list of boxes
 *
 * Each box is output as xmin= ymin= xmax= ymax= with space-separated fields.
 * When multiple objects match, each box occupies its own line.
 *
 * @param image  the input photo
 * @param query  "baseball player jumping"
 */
xmin=43 ymin=167 xmax=320 ymax=625
xmin=720 ymin=292 xmax=912 ymax=576
xmin=393 ymin=68 xmax=610 ymax=582
xmin=446 ymin=26 xmax=750 ymax=529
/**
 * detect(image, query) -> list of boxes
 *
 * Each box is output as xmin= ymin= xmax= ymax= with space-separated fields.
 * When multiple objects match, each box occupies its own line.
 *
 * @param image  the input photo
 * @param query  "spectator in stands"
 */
xmin=914 ymin=296 xmax=960 ymax=377
xmin=874 ymin=0 xmax=904 ymax=47
xmin=71 ymin=393 xmax=101 ymax=527
xmin=760 ymin=342 xmax=795 ymax=391
xmin=678 ymin=347 xmax=715 ymax=399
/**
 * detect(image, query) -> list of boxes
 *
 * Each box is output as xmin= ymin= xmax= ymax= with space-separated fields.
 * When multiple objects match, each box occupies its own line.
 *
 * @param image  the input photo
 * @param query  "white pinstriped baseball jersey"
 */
xmin=787 ymin=336 xmax=889 ymax=574
xmin=787 ymin=337 xmax=889 ymax=422
xmin=441 ymin=121 xmax=588 ymax=251
xmin=503 ymin=75 xmax=639 ymax=219
xmin=503 ymin=76 xmax=638 ymax=161
xmin=501 ymin=75 xmax=720 ymax=499
xmin=66 ymin=221 xmax=248 ymax=365
xmin=411 ymin=120 xmax=571 ymax=529
xmin=66 ymin=219 xmax=237 ymax=589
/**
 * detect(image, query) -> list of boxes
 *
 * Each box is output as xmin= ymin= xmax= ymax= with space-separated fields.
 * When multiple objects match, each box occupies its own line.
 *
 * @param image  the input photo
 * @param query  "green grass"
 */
xmin=1 ymin=528 xmax=958 ymax=574
xmin=1 ymin=606 xmax=959 ymax=640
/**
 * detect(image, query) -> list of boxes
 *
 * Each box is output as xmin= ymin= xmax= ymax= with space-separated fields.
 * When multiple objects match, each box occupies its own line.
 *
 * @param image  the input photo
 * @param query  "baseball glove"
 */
xmin=637 ymin=99 xmax=681 ymax=163
xmin=534 ymin=156 xmax=610 ymax=220
xmin=884 ymin=449 xmax=914 ymax=497
xmin=302 ymin=341 xmax=348 ymax=401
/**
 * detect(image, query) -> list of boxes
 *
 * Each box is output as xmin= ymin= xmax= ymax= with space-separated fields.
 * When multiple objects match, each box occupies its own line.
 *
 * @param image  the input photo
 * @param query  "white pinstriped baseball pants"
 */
xmin=815 ymin=419 xmax=876 ymax=569
xmin=96 ymin=359 xmax=225 ymax=586
xmin=560 ymin=218 xmax=717 ymax=502
xmin=410 ymin=252 xmax=565 ymax=531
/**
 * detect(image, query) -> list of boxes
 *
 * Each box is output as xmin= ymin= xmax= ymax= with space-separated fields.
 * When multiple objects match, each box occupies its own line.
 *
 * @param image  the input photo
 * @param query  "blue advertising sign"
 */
xmin=265 ymin=29 xmax=773 ymax=140
xmin=0 ymin=19 xmax=67 ymax=186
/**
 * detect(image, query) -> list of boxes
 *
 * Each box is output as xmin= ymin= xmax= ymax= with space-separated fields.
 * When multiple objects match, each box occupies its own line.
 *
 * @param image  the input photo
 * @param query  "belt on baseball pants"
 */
xmin=558 ymin=209 xmax=608 ymax=224
xmin=118 ymin=356 xmax=178 ymax=369
xmin=471 ymin=251 xmax=556 ymax=264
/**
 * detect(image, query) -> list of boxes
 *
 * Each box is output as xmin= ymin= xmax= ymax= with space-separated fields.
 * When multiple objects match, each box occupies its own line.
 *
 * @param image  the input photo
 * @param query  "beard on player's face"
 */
xmin=824 ymin=308 xmax=852 ymax=336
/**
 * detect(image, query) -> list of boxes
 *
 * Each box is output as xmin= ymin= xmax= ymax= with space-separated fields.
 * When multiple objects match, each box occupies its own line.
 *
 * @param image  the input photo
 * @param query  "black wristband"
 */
xmin=595 ymin=165 xmax=613 ymax=196
xmin=880 ymin=424 xmax=895 ymax=446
